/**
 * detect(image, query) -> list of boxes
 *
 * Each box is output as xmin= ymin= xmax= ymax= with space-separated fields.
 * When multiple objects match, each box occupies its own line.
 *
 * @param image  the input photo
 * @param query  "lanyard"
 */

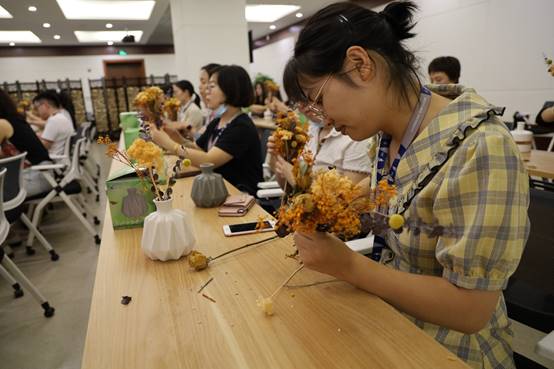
xmin=180 ymin=93 xmax=196 ymax=114
xmin=207 ymin=112 xmax=241 ymax=150
xmin=375 ymin=87 xmax=432 ymax=185
xmin=371 ymin=87 xmax=432 ymax=262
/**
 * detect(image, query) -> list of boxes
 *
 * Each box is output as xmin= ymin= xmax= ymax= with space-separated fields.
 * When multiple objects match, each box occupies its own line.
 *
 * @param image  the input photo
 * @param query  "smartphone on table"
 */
xmin=222 ymin=219 xmax=277 ymax=237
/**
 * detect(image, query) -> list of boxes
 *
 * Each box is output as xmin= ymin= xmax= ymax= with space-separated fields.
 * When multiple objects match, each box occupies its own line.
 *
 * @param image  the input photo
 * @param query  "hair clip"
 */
xmin=338 ymin=14 xmax=349 ymax=24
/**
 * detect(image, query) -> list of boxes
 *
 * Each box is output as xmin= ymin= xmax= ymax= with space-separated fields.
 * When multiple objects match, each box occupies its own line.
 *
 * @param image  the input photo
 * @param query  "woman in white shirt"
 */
xmin=268 ymin=115 xmax=372 ymax=187
xmin=164 ymin=80 xmax=204 ymax=138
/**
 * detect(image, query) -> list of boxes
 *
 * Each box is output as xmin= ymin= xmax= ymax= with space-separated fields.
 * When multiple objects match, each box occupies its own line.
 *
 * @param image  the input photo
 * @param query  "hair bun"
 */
xmin=380 ymin=1 xmax=417 ymax=41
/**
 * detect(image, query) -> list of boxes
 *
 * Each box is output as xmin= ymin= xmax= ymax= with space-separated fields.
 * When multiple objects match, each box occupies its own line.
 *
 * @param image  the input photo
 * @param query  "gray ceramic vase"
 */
xmin=191 ymin=163 xmax=229 ymax=208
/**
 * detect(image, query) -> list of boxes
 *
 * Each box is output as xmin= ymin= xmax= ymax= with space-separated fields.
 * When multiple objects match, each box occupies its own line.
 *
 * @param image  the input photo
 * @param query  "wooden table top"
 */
xmin=81 ymin=156 xmax=470 ymax=369
xmin=252 ymin=117 xmax=277 ymax=130
xmin=523 ymin=149 xmax=554 ymax=179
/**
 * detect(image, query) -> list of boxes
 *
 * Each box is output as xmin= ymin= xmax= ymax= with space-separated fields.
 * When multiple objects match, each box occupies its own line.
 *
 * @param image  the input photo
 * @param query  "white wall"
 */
xmin=249 ymin=0 xmax=554 ymax=119
xmin=171 ymin=0 xmax=250 ymax=82
xmin=405 ymin=0 xmax=554 ymax=119
xmin=249 ymin=35 xmax=297 ymax=100
xmin=0 ymin=53 xmax=176 ymax=114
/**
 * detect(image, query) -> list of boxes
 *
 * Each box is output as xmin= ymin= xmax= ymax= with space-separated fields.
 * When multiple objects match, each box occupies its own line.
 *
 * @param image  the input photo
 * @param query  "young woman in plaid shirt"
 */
xmin=286 ymin=2 xmax=529 ymax=368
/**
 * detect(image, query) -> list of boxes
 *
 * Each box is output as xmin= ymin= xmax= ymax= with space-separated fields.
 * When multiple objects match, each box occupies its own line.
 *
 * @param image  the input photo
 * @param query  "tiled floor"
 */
xmin=0 ymin=146 xmax=108 ymax=369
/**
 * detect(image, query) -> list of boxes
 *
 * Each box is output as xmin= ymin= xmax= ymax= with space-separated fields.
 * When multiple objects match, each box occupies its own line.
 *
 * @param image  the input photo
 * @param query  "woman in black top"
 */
xmin=0 ymin=88 xmax=52 ymax=196
xmin=0 ymin=88 xmax=50 ymax=165
xmin=150 ymin=65 xmax=263 ymax=195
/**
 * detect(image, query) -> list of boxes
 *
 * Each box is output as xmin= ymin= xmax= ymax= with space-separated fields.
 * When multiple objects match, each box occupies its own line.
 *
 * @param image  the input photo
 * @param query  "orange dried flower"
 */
xmin=16 ymin=99 xmax=31 ymax=114
xmin=188 ymin=250 xmax=209 ymax=271
xmin=133 ymin=86 xmax=164 ymax=123
xmin=255 ymin=215 xmax=270 ymax=231
xmin=271 ymin=111 xmax=309 ymax=162
xmin=277 ymin=169 xmax=363 ymax=239
xmin=162 ymin=97 xmax=181 ymax=121
xmin=127 ymin=138 xmax=163 ymax=169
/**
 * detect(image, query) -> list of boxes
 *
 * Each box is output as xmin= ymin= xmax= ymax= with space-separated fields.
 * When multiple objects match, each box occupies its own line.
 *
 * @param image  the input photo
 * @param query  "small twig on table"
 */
xmin=209 ymin=235 xmax=279 ymax=262
xmin=197 ymin=277 xmax=214 ymax=294
xmin=270 ymin=264 xmax=304 ymax=299
xmin=202 ymin=293 xmax=216 ymax=303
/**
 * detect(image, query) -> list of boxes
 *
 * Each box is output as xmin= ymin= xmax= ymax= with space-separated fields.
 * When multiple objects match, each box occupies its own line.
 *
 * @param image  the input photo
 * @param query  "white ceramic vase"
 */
xmin=141 ymin=198 xmax=196 ymax=261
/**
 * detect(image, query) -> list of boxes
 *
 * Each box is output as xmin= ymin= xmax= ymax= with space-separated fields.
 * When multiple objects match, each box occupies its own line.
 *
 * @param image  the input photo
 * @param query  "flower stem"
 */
xmin=209 ymin=235 xmax=279 ymax=262
xmin=148 ymin=166 xmax=161 ymax=200
xmin=270 ymin=264 xmax=304 ymax=299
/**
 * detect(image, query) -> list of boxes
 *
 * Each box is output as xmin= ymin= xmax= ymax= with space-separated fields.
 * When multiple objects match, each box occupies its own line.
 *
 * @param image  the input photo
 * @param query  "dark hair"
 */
xmin=213 ymin=65 xmax=254 ymax=108
xmin=0 ymin=88 xmax=22 ymax=121
xmin=54 ymin=89 xmax=77 ymax=128
xmin=428 ymin=56 xmax=460 ymax=83
xmin=201 ymin=63 xmax=221 ymax=78
xmin=283 ymin=1 xmax=419 ymax=106
xmin=33 ymin=90 xmax=61 ymax=108
xmin=253 ymin=81 xmax=266 ymax=105
xmin=173 ymin=80 xmax=201 ymax=107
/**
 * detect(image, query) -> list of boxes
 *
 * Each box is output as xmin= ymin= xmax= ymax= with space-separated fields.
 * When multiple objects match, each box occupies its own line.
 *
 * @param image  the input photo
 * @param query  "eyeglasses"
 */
xmin=300 ymin=66 xmax=358 ymax=121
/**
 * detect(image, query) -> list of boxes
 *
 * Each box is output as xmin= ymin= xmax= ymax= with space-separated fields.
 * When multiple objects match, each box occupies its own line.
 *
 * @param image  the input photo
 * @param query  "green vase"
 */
xmin=124 ymin=128 xmax=140 ymax=149
xmin=120 ymin=112 xmax=140 ymax=130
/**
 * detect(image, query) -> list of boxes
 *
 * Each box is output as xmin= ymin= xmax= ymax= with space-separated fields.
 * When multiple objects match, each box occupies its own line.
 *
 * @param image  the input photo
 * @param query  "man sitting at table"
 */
xmin=31 ymin=91 xmax=74 ymax=156
xmin=428 ymin=56 xmax=461 ymax=85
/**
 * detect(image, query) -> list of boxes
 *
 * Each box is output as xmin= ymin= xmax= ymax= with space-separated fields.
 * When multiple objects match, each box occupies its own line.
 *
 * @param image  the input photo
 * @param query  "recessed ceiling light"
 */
xmin=295 ymin=12 xmax=303 ymax=18
xmin=54 ymin=34 xmax=61 ymax=40
xmin=0 ymin=31 xmax=41 ymax=44
xmin=245 ymin=5 xmax=300 ymax=23
xmin=269 ymin=25 xmax=276 ymax=30
xmin=107 ymin=41 xmax=114 ymax=45
xmin=57 ymin=0 xmax=155 ymax=20
xmin=0 ymin=5 xmax=13 ymax=18
xmin=74 ymin=30 xmax=143 ymax=43
xmin=9 ymin=42 xmax=15 ymax=46
xmin=105 ymin=23 xmax=113 ymax=29
xmin=43 ymin=23 xmax=51 ymax=28
xmin=28 ymin=6 xmax=38 ymax=12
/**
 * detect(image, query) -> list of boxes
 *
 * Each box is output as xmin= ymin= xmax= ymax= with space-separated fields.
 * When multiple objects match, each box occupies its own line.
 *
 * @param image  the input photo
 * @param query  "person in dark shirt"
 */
xmin=151 ymin=65 xmax=263 ymax=195
xmin=535 ymin=101 xmax=554 ymax=131
xmin=0 ymin=88 xmax=52 ymax=196
xmin=0 ymin=88 xmax=50 ymax=165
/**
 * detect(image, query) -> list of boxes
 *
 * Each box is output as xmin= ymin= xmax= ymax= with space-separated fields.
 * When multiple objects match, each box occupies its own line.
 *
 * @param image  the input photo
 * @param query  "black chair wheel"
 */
xmin=25 ymin=246 xmax=36 ymax=256
xmin=7 ymin=252 xmax=15 ymax=258
xmin=42 ymin=302 xmax=55 ymax=318
xmin=93 ymin=216 xmax=100 ymax=225
xmin=94 ymin=235 xmax=101 ymax=245
xmin=82 ymin=212 xmax=87 ymax=218
xmin=49 ymin=250 xmax=60 ymax=261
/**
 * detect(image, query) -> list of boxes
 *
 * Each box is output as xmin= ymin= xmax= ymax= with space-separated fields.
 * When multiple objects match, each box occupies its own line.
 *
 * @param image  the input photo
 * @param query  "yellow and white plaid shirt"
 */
xmin=381 ymin=84 xmax=530 ymax=369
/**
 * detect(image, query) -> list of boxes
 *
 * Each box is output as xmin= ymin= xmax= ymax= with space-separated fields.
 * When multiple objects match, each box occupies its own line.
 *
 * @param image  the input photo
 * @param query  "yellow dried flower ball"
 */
xmin=127 ymin=138 xmax=163 ymax=169
xmin=188 ymin=250 xmax=208 ymax=271
xmin=256 ymin=296 xmax=274 ymax=316
xmin=183 ymin=158 xmax=192 ymax=167
xmin=388 ymin=214 xmax=405 ymax=230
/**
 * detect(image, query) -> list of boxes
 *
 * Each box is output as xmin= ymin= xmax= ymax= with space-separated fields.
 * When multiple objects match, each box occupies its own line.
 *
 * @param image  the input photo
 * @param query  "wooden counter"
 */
xmin=81 ymin=155 xmax=470 ymax=369
xmin=523 ymin=150 xmax=554 ymax=180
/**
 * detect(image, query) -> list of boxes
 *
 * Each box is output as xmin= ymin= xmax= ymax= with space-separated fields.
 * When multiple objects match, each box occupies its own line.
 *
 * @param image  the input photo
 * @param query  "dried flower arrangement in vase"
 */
xmin=98 ymin=136 xmax=195 ymax=261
